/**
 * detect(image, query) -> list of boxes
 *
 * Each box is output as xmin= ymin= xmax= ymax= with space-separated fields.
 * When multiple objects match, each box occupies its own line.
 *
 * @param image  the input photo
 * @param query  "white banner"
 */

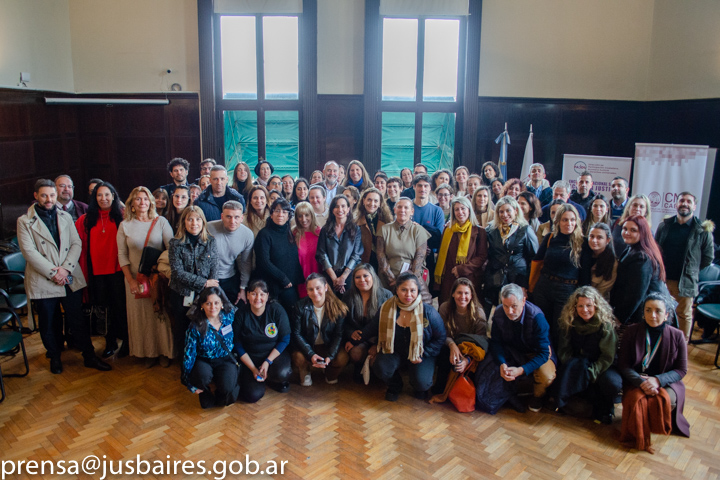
xmin=632 ymin=143 xmax=710 ymax=231
xmin=561 ymin=154 xmax=633 ymax=197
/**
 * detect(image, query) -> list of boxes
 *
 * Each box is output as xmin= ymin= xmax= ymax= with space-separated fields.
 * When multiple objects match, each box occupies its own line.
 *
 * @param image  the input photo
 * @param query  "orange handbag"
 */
xmin=448 ymin=372 xmax=476 ymax=413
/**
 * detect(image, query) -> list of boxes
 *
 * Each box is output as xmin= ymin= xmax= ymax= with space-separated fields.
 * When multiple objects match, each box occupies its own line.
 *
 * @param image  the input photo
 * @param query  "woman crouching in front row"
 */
xmin=183 ymin=287 xmax=240 ymax=409
xmin=359 ymin=272 xmax=446 ymax=401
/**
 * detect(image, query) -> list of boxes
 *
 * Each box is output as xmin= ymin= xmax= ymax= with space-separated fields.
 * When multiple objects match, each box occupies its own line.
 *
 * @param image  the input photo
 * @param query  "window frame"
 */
xmin=379 ymin=14 xmax=467 ymax=166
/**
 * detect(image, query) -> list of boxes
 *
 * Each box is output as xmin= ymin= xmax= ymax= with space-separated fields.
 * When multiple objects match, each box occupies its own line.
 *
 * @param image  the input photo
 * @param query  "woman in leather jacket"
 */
xmin=484 ymin=196 xmax=539 ymax=312
xmin=291 ymin=273 xmax=349 ymax=386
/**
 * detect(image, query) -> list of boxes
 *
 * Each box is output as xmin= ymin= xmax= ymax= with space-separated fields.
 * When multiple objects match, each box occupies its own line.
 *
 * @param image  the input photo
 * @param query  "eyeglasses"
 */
xmin=57 ymin=184 xmax=74 ymax=189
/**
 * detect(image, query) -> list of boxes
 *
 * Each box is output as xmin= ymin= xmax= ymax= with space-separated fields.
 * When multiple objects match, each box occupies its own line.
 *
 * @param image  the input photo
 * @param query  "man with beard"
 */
xmin=160 ymin=157 xmax=190 ymax=197
xmin=195 ymin=166 xmax=246 ymax=221
xmin=323 ymin=161 xmax=340 ymax=205
xmin=655 ymin=192 xmax=715 ymax=342
xmin=609 ymin=176 xmax=630 ymax=222
xmin=569 ymin=170 xmax=598 ymax=212
xmin=17 ymin=179 xmax=112 ymax=374
xmin=54 ymin=175 xmax=88 ymax=221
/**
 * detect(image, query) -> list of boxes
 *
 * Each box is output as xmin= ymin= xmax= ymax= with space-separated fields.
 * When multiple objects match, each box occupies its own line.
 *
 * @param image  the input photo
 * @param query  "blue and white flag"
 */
xmin=495 ymin=123 xmax=510 ymax=179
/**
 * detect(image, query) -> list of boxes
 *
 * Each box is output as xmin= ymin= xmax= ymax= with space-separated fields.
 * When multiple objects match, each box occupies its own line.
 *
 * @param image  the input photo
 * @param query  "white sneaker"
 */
xmin=301 ymin=374 xmax=312 ymax=387
xmin=325 ymin=377 xmax=338 ymax=385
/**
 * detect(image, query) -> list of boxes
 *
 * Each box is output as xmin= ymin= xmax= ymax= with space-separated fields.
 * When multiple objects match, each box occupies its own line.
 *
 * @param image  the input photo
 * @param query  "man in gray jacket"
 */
xmin=17 ymin=179 xmax=111 ymax=374
xmin=655 ymin=192 xmax=715 ymax=341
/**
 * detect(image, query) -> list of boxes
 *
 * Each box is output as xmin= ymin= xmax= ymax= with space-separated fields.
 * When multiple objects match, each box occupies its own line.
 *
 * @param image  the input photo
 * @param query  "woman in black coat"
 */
xmin=169 ymin=206 xmax=219 ymax=368
xmin=610 ymin=215 xmax=667 ymax=325
xmin=233 ymin=279 xmax=292 ymax=402
xmin=484 ymin=196 xmax=539 ymax=312
xmin=254 ymin=198 xmax=304 ymax=315
xmin=291 ymin=273 xmax=349 ymax=386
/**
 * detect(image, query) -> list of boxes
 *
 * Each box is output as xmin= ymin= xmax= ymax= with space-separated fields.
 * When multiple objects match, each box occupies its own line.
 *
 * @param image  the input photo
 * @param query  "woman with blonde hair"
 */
xmin=293 ymin=201 xmax=322 ymax=297
xmin=484 ymin=196 xmax=538 ymax=311
xmin=168 ymin=206 xmax=218 ymax=368
xmin=554 ymin=286 xmax=621 ymax=424
xmin=117 ymin=186 xmax=174 ymax=366
xmin=472 ymin=185 xmax=495 ymax=228
xmin=343 ymin=159 xmax=373 ymax=192
xmin=454 ymin=166 xmax=469 ymax=197
xmin=434 ymin=196 xmax=488 ymax=305
xmin=612 ymin=194 xmax=652 ymax=255
xmin=531 ymin=203 xmax=588 ymax=342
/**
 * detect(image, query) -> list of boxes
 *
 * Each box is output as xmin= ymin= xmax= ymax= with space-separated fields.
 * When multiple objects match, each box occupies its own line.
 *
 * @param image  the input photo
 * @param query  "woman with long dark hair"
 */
xmin=359 ymin=272 xmax=446 ymax=401
xmin=230 ymin=161 xmax=254 ymax=201
xmin=233 ymin=279 xmax=293 ymax=402
xmin=585 ymin=223 xmax=617 ymax=300
xmin=164 ymin=185 xmax=190 ymax=233
xmin=433 ymin=278 xmax=487 ymax=394
xmin=168 ymin=206 xmax=218 ymax=368
xmin=481 ymin=161 xmax=503 ymax=186
xmin=518 ymin=191 xmax=542 ymax=235
xmin=582 ymin=196 xmax=611 ymax=236
xmin=152 ymin=188 xmax=169 ymax=217
xmin=244 ymin=185 xmax=270 ymax=237
xmin=291 ymin=177 xmax=310 ymax=206
xmin=183 ymin=286 xmax=239 ymax=409
xmin=316 ymin=194 xmax=364 ymax=294
xmin=400 ymin=168 xmax=413 ymax=190
xmin=76 ymin=182 xmax=128 ymax=358
xmin=343 ymin=264 xmax=393 ymax=380
xmin=281 ymin=175 xmax=295 ymax=202
xmin=356 ymin=188 xmax=393 ymax=271
xmin=292 ymin=273 xmax=349 ymax=386
xmin=611 ymin=215 xmax=668 ymax=325
xmin=254 ymin=198 xmax=304 ymax=314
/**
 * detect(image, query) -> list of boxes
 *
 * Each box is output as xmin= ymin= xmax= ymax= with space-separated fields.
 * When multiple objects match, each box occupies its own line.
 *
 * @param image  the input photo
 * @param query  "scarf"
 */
xmin=365 ymin=212 xmax=378 ymax=237
xmin=377 ymin=295 xmax=424 ymax=362
xmin=347 ymin=177 xmax=364 ymax=189
xmin=435 ymin=220 xmax=472 ymax=284
xmin=499 ymin=222 xmax=519 ymax=243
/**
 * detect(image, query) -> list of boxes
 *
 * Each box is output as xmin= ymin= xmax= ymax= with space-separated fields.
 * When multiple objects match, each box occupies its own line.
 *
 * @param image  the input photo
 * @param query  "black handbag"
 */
xmin=138 ymin=217 xmax=162 ymax=275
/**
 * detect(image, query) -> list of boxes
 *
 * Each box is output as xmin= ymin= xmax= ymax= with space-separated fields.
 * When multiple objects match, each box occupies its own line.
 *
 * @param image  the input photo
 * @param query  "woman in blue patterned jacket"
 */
xmin=183 ymin=287 xmax=239 ymax=409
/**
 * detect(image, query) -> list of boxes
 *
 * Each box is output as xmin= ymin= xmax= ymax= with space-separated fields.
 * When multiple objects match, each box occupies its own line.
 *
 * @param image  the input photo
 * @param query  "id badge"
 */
xmin=221 ymin=324 xmax=232 ymax=336
xmin=183 ymin=291 xmax=195 ymax=307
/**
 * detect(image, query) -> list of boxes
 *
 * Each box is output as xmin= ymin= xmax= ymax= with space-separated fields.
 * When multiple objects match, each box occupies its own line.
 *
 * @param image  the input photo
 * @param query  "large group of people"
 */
xmin=15 ymin=156 xmax=715 ymax=454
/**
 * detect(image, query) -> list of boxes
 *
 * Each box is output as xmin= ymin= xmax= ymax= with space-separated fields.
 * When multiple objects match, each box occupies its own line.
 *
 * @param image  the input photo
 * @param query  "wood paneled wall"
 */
xmin=0 ymin=89 xmax=200 ymax=238
xmin=1 ymin=88 xmax=718 ymax=237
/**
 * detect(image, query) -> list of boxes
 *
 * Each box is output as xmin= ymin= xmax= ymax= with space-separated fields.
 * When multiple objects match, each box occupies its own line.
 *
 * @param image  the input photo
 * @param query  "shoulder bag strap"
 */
xmin=209 ymin=325 xmax=239 ymax=366
xmin=143 ymin=217 xmax=160 ymax=248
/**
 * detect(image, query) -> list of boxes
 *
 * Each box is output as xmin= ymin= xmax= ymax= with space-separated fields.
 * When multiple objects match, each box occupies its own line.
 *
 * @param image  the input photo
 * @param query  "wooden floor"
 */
xmin=2 ymin=325 xmax=720 ymax=480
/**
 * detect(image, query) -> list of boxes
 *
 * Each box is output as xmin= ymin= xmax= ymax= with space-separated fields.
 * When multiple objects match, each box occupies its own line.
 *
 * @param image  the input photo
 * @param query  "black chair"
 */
xmin=0 ymin=252 xmax=35 ymax=332
xmin=0 ymin=307 xmax=29 ymax=402
xmin=689 ymin=263 xmax=720 ymax=366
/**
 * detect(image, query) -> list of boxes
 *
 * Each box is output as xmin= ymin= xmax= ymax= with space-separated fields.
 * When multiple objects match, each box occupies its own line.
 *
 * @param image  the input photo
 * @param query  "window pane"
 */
xmin=423 ymin=19 xmax=460 ymax=102
xmin=263 ymin=17 xmax=299 ymax=100
xmin=381 ymin=112 xmax=415 ymax=176
xmin=224 ymin=111 xmax=259 ymax=175
xmin=220 ymin=16 xmax=257 ymax=99
xmin=421 ymin=112 xmax=455 ymax=173
xmin=382 ymin=18 xmax=418 ymax=101
xmin=265 ymin=111 xmax=299 ymax=177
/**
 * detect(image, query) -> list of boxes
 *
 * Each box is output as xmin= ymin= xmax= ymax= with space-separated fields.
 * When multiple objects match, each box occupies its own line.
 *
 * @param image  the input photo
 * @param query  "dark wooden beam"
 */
xmin=461 ymin=0 xmax=482 ymax=172
xmin=197 ymin=0 xmax=218 ymax=162
xmin=300 ymin=0 xmax=318 ymax=179
xmin=362 ymin=0 xmax=381 ymax=175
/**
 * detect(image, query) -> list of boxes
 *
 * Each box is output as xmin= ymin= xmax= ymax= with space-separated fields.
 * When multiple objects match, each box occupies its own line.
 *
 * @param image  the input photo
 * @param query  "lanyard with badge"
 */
xmin=182 ymin=244 xmax=199 ymax=307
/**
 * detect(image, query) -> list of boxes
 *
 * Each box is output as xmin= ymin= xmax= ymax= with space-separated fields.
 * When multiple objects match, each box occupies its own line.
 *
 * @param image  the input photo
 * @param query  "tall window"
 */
xmin=380 ymin=16 xmax=463 ymax=176
xmin=218 ymin=15 xmax=300 ymax=176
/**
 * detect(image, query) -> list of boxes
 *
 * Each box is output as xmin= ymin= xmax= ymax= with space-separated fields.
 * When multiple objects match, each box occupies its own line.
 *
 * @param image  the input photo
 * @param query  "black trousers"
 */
xmin=90 ymin=271 xmax=128 ymax=347
xmin=238 ymin=351 xmax=292 ymax=403
xmin=532 ymin=278 xmax=577 ymax=346
xmin=187 ymin=356 xmax=240 ymax=409
xmin=168 ymin=289 xmax=192 ymax=361
xmin=219 ymin=274 xmax=240 ymax=305
xmin=433 ymin=344 xmax=455 ymax=393
xmin=554 ymin=357 xmax=622 ymax=417
xmin=276 ymin=286 xmax=299 ymax=318
xmin=35 ymin=286 xmax=94 ymax=360
xmin=373 ymin=351 xmax=437 ymax=394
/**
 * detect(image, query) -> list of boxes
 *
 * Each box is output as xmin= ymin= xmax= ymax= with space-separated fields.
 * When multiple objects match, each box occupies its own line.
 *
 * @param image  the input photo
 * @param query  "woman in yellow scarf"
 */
xmin=434 ymin=196 xmax=488 ymax=305
xmin=357 ymin=272 xmax=446 ymax=402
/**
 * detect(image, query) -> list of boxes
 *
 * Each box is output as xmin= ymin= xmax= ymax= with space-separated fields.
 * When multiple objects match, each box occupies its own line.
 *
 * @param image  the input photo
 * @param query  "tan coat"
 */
xmin=17 ymin=205 xmax=86 ymax=299
xmin=357 ymin=215 xmax=386 ymax=264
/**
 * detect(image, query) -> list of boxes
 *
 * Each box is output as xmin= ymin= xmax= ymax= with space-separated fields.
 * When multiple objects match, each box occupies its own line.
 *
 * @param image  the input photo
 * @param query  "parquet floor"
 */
xmin=2 ymin=324 xmax=720 ymax=479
